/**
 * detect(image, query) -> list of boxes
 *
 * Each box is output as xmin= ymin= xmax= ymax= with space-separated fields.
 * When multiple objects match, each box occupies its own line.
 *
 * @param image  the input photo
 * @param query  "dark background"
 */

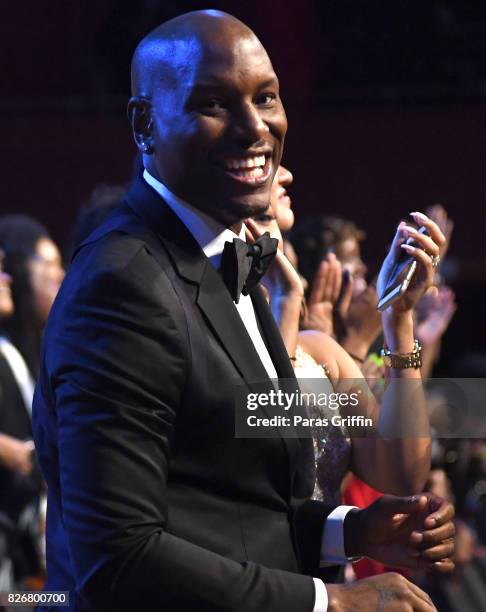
xmin=2 ymin=1 xmax=485 ymax=371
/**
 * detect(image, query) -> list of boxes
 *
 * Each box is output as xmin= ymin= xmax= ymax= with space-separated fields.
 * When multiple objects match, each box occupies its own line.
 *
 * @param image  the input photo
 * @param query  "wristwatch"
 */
xmin=381 ymin=339 xmax=422 ymax=369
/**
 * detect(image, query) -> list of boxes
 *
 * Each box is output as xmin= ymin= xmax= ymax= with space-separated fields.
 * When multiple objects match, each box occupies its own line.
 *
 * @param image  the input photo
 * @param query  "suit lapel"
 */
xmin=122 ymin=178 xmax=312 ymax=496
xmin=250 ymin=288 xmax=296 ymax=380
xmin=124 ymin=178 xmax=270 ymax=387
xmin=196 ymin=262 xmax=272 ymax=386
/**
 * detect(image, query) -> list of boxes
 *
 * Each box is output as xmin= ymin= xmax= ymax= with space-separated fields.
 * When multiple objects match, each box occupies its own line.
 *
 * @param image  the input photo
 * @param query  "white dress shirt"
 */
xmin=143 ymin=169 xmax=356 ymax=612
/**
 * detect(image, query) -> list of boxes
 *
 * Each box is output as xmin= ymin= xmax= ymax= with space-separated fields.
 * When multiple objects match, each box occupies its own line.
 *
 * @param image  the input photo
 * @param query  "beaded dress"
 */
xmin=293 ymin=344 xmax=352 ymax=503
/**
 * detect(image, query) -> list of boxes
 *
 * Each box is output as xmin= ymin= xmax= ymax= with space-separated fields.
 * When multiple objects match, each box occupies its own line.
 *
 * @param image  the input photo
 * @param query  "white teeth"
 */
xmin=223 ymin=155 xmax=266 ymax=170
xmin=227 ymin=166 xmax=264 ymax=180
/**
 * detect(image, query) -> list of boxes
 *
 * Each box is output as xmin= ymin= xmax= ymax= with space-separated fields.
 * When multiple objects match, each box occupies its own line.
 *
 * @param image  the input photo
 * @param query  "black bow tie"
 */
xmin=220 ymin=232 xmax=278 ymax=303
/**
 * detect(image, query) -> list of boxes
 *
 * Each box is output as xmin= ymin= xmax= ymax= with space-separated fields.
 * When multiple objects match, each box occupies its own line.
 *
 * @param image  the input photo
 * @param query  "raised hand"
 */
xmin=415 ymin=285 xmax=456 ymax=347
xmin=425 ymin=204 xmax=454 ymax=262
xmin=307 ymin=253 xmax=351 ymax=337
xmin=377 ymin=212 xmax=446 ymax=315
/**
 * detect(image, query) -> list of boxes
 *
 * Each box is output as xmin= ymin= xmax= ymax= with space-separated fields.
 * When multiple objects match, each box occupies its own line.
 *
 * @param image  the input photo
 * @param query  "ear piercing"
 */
xmin=140 ymin=141 xmax=154 ymax=154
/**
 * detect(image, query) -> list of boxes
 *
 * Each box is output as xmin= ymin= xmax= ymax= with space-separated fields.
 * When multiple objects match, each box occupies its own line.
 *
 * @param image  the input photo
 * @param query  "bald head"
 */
xmin=131 ymin=10 xmax=261 ymax=98
xmin=128 ymin=9 xmax=287 ymax=228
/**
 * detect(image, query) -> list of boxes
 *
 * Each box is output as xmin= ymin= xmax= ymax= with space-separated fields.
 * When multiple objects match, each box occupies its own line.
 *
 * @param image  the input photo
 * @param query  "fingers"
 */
xmin=409 ymin=211 xmax=446 ymax=252
xmin=424 ymin=496 xmax=455 ymax=528
xmin=437 ymin=287 xmax=457 ymax=319
xmin=309 ymin=260 xmax=329 ymax=305
xmin=402 ymin=225 xmax=440 ymax=257
xmin=425 ymin=285 xmax=439 ymax=299
xmin=308 ymin=253 xmax=342 ymax=305
xmin=337 ymin=270 xmax=353 ymax=315
xmin=430 ymin=558 xmax=455 ymax=574
xmin=406 ymin=579 xmax=437 ymax=611
xmin=379 ymin=494 xmax=428 ymax=517
xmin=418 ymin=539 xmax=455 ymax=563
xmin=364 ymin=573 xmax=437 ymax=611
xmin=384 ymin=574 xmax=437 ymax=611
xmin=245 ymin=218 xmax=263 ymax=240
xmin=400 ymin=243 xmax=435 ymax=283
xmin=426 ymin=204 xmax=453 ymax=239
xmin=426 ymin=203 xmax=447 ymax=229
xmin=410 ymin=520 xmax=455 ymax=546
xmin=409 ymin=590 xmax=437 ymax=611
xmin=329 ymin=255 xmax=342 ymax=303
xmin=406 ymin=499 xmax=456 ymax=571
xmin=244 ymin=221 xmax=258 ymax=243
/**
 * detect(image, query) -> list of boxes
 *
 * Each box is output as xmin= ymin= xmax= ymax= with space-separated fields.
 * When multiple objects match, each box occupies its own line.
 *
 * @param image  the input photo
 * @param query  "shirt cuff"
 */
xmin=320 ymin=505 xmax=358 ymax=567
xmin=313 ymin=577 xmax=328 ymax=612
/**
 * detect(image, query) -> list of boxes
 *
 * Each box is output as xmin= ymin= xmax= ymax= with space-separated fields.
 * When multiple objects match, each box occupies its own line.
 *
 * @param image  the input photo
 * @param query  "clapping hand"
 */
xmin=426 ymin=204 xmax=454 ymax=263
xmin=306 ymin=253 xmax=353 ymax=338
xmin=348 ymin=493 xmax=455 ymax=574
xmin=306 ymin=253 xmax=382 ymax=361
xmin=415 ymin=286 xmax=457 ymax=347
xmin=329 ymin=492 xmax=453 ymax=610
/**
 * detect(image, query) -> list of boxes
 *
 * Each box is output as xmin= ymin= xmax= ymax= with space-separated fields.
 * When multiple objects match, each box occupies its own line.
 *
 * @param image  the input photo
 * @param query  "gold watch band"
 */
xmin=381 ymin=339 xmax=422 ymax=369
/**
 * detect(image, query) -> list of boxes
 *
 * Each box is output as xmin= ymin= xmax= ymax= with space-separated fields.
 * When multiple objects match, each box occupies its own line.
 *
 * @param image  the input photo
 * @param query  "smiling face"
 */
xmin=130 ymin=13 xmax=287 ymax=228
xmin=270 ymin=165 xmax=294 ymax=232
xmin=337 ymin=237 xmax=368 ymax=295
xmin=28 ymin=238 xmax=64 ymax=323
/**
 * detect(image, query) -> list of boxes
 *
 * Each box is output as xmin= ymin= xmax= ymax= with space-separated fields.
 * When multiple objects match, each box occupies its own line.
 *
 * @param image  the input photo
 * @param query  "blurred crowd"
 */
xmin=0 ymin=159 xmax=485 ymax=611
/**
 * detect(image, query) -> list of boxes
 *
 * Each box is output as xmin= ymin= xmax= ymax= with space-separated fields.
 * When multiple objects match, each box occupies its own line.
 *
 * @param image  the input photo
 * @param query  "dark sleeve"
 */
xmin=46 ymin=246 xmax=316 ymax=612
xmin=292 ymin=499 xmax=344 ymax=583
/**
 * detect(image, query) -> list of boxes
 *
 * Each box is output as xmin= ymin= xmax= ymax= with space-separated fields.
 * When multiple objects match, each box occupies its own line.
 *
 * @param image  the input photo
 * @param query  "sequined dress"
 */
xmin=293 ymin=344 xmax=352 ymax=503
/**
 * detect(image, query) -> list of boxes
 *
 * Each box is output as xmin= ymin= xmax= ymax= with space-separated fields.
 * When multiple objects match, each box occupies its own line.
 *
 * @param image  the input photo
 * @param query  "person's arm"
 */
xmin=298 ymin=329 xmax=429 ymax=495
xmin=41 ymin=246 xmax=317 ymax=612
xmin=338 ymin=285 xmax=382 ymax=363
xmin=301 ymin=212 xmax=448 ymax=495
xmin=249 ymin=213 xmax=431 ymax=494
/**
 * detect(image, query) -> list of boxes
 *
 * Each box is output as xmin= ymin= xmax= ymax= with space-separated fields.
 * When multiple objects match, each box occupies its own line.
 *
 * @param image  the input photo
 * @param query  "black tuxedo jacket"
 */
xmin=33 ymin=178 xmax=339 ymax=612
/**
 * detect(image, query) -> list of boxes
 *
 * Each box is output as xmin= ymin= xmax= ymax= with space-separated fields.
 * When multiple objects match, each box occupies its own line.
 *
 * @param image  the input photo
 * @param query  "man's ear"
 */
xmin=127 ymin=96 xmax=154 ymax=154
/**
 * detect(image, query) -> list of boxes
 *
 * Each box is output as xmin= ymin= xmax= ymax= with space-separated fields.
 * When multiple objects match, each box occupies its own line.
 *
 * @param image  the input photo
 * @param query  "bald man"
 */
xmin=33 ymin=11 xmax=451 ymax=612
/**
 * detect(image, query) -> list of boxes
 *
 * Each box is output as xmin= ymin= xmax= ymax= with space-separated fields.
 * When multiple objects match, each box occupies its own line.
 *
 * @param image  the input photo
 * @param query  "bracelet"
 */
xmin=381 ymin=339 xmax=422 ymax=369
xmin=347 ymin=352 xmax=365 ymax=364
xmin=289 ymin=356 xmax=297 ymax=362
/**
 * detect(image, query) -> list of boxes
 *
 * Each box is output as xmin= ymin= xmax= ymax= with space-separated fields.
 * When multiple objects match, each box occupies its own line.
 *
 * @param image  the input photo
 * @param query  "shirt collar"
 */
xmin=143 ymin=169 xmax=245 ymax=267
